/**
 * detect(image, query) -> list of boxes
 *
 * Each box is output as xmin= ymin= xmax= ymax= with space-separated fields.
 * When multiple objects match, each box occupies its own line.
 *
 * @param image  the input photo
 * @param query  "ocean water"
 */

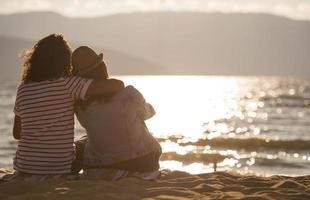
xmin=1 ymin=76 xmax=310 ymax=176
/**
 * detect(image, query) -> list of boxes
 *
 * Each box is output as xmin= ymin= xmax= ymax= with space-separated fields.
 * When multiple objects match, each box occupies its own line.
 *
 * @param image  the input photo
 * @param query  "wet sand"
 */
xmin=1 ymin=169 xmax=309 ymax=200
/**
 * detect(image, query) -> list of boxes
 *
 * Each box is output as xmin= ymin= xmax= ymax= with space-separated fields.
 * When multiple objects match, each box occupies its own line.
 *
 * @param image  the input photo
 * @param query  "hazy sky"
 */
xmin=0 ymin=0 xmax=309 ymax=20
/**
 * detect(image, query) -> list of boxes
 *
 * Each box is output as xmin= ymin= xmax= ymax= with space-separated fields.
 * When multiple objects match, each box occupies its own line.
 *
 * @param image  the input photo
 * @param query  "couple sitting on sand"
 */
xmin=12 ymin=34 xmax=161 ymax=180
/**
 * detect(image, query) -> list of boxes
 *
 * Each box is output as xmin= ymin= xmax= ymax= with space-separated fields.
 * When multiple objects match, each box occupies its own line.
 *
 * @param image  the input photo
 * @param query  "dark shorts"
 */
xmin=71 ymin=136 xmax=161 ymax=174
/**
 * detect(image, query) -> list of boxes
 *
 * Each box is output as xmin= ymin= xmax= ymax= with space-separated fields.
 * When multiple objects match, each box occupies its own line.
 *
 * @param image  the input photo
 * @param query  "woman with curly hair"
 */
xmin=12 ymin=34 xmax=124 ymax=175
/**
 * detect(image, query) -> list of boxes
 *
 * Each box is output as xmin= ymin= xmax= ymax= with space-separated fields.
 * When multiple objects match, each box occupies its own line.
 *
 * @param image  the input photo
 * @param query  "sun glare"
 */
xmin=120 ymin=76 xmax=240 ymax=139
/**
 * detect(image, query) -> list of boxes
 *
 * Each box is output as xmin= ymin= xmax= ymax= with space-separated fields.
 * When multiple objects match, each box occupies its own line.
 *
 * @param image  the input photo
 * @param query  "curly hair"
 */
xmin=21 ymin=33 xmax=72 ymax=83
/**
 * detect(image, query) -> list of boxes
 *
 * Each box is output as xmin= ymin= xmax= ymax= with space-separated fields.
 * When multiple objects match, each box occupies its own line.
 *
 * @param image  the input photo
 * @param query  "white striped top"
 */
xmin=13 ymin=76 xmax=92 ymax=175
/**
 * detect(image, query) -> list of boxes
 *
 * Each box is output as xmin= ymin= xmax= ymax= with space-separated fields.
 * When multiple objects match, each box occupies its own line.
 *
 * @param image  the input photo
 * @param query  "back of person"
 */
xmin=70 ymin=46 xmax=161 ymax=175
xmin=14 ymin=76 xmax=92 ymax=174
xmin=12 ymin=34 xmax=94 ymax=175
xmin=12 ymin=35 xmax=124 ymax=176
xmin=75 ymin=85 xmax=161 ymax=168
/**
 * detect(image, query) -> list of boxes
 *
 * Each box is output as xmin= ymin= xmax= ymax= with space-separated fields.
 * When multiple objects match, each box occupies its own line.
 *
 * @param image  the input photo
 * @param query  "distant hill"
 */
xmin=0 ymin=36 xmax=31 ymax=80
xmin=0 ymin=36 xmax=166 ymax=80
xmin=0 ymin=11 xmax=309 ymax=75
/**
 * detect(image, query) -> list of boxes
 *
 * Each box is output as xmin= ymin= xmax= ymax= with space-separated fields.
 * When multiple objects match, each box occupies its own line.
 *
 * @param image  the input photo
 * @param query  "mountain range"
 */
xmin=0 ymin=11 xmax=309 ymax=78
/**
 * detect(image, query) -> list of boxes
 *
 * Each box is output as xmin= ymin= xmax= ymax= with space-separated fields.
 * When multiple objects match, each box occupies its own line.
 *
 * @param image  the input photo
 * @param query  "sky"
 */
xmin=0 ymin=0 xmax=310 ymax=20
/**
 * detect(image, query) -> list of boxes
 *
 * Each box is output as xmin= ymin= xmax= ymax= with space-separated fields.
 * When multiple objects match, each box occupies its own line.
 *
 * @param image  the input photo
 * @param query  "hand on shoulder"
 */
xmin=86 ymin=78 xmax=125 ymax=97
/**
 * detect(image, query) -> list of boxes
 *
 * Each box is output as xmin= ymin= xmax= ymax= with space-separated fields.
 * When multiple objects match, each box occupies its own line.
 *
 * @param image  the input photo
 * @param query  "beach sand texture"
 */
xmin=1 ymin=169 xmax=310 ymax=200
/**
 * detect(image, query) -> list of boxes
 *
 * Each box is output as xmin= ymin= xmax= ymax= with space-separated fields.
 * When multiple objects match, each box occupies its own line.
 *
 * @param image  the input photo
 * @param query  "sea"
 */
xmin=1 ymin=76 xmax=310 ymax=176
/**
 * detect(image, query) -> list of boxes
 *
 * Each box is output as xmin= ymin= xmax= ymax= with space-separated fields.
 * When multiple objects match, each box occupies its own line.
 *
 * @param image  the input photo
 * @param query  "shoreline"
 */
xmin=1 ymin=169 xmax=309 ymax=200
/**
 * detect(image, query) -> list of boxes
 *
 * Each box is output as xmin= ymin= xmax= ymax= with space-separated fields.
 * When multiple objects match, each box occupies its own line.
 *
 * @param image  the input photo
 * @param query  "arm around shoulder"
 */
xmin=85 ymin=78 xmax=125 ymax=97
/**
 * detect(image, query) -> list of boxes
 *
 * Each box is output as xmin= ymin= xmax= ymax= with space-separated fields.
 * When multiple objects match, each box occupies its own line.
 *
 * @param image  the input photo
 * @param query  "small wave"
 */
xmin=259 ymin=95 xmax=310 ymax=108
xmin=260 ymin=94 xmax=308 ymax=101
xmin=160 ymin=152 xmax=228 ymax=164
xmin=253 ymin=157 xmax=307 ymax=168
xmin=159 ymin=136 xmax=310 ymax=151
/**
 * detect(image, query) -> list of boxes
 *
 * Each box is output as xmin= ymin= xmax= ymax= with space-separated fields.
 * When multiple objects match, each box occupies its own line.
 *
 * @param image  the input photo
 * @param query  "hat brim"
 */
xmin=74 ymin=53 xmax=103 ymax=76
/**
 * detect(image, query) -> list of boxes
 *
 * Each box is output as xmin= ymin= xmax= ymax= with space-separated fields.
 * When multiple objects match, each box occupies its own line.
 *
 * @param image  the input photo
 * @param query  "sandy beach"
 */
xmin=1 ymin=169 xmax=309 ymax=200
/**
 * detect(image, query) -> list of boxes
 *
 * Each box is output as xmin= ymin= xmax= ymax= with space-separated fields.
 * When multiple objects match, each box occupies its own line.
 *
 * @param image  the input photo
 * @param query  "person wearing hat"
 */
xmin=71 ymin=46 xmax=162 ymax=180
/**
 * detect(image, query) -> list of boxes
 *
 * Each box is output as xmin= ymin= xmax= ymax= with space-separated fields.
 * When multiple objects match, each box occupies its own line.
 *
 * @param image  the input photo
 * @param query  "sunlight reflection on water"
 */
xmin=119 ymin=76 xmax=241 ymax=138
xmin=113 ymin=76 xmax=310 ymax=176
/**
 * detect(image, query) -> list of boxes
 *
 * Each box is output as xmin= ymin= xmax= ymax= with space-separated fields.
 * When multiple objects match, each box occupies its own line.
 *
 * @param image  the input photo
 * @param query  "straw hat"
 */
xmin=72 ymin=46 xmax=103 ymax=75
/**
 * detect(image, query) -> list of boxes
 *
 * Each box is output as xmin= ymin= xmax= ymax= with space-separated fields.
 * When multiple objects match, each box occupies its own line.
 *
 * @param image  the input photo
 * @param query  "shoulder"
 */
xmin=18 ymin=78 xmax=69 ymax=94
xmin=19 ymin=78 xmax=66 ymax=87
xmin=118 ymin=85 xmax=140 ymax=95
xmin=124 ymin=85 xmax=141 ymax=94
xmin=64 ymin=76 xmax=93 ymax=84
xmin=123 ymin=85 xmax=145 ymax=102
xmin=63 ymin=76 xmax=79 ymax=84
xmin=16 ymin=82 xmax=25 ymax=91
xmin=109 ymin=85 xmax=131 ymax=100
xmin=63 ymin=76 xmax=91 ymax=89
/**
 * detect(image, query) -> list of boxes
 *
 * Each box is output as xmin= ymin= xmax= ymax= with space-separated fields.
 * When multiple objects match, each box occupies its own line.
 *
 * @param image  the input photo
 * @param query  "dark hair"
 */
xmin=21 ymin=33 xmax=72 ymax=83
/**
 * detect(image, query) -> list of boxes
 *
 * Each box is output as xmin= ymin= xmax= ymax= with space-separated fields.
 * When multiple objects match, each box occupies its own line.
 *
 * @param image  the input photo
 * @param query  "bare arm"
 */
xmin=85 ymin=78 xmax=125 ymax=97
xmin=13 ymin=115 xmax=21 ymax=140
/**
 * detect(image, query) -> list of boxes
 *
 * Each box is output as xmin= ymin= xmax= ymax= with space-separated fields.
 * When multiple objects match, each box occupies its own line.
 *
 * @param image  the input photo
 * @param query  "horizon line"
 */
xmin=0 ymin=10 xmax=307 ymax=22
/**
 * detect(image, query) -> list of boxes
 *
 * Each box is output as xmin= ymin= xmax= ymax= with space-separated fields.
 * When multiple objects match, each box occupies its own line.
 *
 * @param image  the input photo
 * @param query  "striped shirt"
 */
xmin=13 ymin=76 xmax=92 ymax=175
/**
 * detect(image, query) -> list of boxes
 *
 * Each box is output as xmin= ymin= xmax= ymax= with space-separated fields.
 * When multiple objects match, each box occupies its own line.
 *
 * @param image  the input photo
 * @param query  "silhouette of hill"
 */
xmin=0 ymin=11 xmax=309 ymax=75
xmin=0 ymin=36 xmax=31 ymax=80
xmin=0 ymin=36 xmax=166 ymax=80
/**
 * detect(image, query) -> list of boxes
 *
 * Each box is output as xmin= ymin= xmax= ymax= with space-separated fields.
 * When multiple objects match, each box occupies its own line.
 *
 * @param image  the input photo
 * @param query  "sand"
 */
xmin=1 ymin=169 xmax=310 ymax=200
